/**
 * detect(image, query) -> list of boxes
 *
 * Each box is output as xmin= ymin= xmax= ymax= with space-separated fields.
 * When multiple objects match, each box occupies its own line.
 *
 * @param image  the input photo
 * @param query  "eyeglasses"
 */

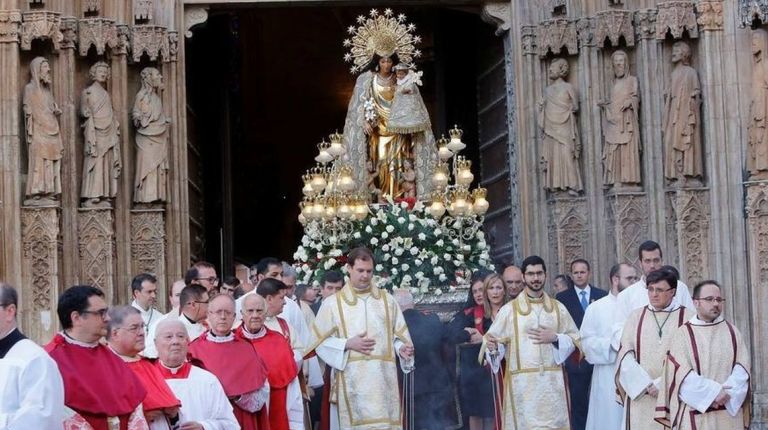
xmin=646 ymin=286 xmax=675 ymax=294
xmin=208 ymin=310 xmax=234 ymax=318
xmin=80 ymin=308 xmax=109 ymax=318
xmin=119 ymin=323 xmax=146 ymax=333
xmin=694 ymin=296 xmax=726 ymax=304
xmin=197 ymin=277 xmax=219 ymax=284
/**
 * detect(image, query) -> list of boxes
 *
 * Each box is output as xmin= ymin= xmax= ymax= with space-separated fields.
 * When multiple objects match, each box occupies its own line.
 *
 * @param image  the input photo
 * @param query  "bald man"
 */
xmin=502 ymin=265 xmax=524 ymax=299
xmin=154 ymin=319 xmax=238 ymax=429
xmin=144 ymin=279 xmax=186 ymax=358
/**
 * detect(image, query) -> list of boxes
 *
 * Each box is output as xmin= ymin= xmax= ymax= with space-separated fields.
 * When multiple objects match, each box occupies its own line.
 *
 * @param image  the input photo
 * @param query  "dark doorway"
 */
xmin=185 ymin=5 xmax=499 ymax=274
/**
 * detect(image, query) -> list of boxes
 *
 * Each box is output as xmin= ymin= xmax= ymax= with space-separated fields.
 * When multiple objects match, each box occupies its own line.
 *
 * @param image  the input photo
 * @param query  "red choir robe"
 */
xmin=236 ymin=325 xmax=299 ymax=430
xmin=124 ymin=357 xmax=182 ymax=425
xmin=188 ymin=331 xmax=270 ymax=430
xmin=46 ymin=333 xmax=147 ymax=430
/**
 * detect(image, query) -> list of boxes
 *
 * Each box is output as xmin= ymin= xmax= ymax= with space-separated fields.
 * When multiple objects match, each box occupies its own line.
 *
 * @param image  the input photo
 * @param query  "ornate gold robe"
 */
xmin=655 ymin=317 xmax=751 ymax=430
xmin=480 ymin=293 xmax=580 ymax=430
xmin=616 ymin=304 xmax=693 ymax=430
xmin=308 ymin=284 xmax=412 ymax=430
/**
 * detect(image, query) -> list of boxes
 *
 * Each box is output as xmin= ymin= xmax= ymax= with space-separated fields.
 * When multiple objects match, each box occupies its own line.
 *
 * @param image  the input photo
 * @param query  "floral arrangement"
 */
xmin=293 ymin=198 xmax=494 ymax=295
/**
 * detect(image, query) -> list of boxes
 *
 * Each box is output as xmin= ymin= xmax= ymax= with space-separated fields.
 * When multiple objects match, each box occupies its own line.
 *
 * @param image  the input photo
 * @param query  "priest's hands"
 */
xmin=528 ymin=327 xmax=557 ymax=344
xmin=712 ymin=386 xmax=731 ymax=409
xmin=399 ymin=343 xmax=415 ymax=359
xmin=485 ymin=335 xmax=498 ymax=353
xmin=465 ymin=328 xmax=483 ymax=343
xmin=645 ymin=383 xmax=659 ymax=398
xmin=346 ymin=332 xmax=376 ymax=355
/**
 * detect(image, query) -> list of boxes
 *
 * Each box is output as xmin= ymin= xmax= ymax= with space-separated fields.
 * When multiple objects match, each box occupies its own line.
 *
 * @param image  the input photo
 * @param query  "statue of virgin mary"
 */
xmin=341 ymin=10 xmax=437 ymax=201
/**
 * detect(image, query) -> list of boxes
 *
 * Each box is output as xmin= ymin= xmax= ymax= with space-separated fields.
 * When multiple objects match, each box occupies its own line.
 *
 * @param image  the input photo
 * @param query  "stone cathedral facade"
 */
xmin=0 ymin=0 xmax=767 ymax=426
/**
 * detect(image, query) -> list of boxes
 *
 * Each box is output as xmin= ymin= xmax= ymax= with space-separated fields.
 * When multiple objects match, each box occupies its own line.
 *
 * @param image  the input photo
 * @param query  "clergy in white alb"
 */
xmin=579 ymin=263 xmax=638 ymax=430
xmin=481 ymin=256 xmax=579 ymax=430
xmin=655 ymin=281 xmax=751 ymax=430
xmin=616 ymin=242 xmax=694 ymax=321
xmin=0 ymin=283 xmax=65 ymax=429
xmin=154 ymin=318 xmax=239 ymax=430
xmin=616 ymin=268 xmax=693 ymax=430
xmin=308 ymin=247 xmax=414 ymax=430
xmin=130 ymin=273 xmax=165 ymax=338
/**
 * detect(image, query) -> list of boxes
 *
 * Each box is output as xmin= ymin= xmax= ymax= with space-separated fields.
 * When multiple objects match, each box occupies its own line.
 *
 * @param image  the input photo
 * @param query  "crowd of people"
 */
xmin=0 ymin=241 xmax=752 ymax=430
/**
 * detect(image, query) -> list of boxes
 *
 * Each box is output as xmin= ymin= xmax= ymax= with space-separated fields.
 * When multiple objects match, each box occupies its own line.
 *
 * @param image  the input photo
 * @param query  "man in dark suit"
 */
xmin=394 ymin=290 xmax=454 ymax=430
xmin=555 ymin=258 xmax=607 ymax=430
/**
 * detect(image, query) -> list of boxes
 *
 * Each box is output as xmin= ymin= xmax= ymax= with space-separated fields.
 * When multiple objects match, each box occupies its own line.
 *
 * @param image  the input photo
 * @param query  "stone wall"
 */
xmin=498 ymin=0 xmax=767 ymax=425
xmin=0 ymin=0 xmax=189 ymax=343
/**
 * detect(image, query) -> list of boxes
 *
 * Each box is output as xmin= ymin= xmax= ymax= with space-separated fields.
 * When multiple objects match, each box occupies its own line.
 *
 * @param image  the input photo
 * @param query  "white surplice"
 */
xmin=265 ymin=316 xmax=306 ymax=430
xmin=579 ymin=292 xmax=623 ymax=430
xmin=0 ymin=332 xmax=65 ymax=429
xmin=162 ymin=363 xmax=239 ymax=430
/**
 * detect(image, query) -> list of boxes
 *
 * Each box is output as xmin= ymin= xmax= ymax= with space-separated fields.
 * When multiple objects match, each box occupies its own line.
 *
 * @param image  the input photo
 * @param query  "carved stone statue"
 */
xmin=132 ymin=67 xmax=169 ymax=203
xmin=81 ymin=61 xmax=121 ymax=207
xmin=23 ymin=56 xmax=63 ymax=205
xmin=663 ymin=41 xmax=703 ymax=184
xmin=538 ymin=58 xmax=583 ymax=194
xmin=600 ymin=50 xmax=641 ymax=188
xmin=749 ymin=29 xmax=768 ymax=180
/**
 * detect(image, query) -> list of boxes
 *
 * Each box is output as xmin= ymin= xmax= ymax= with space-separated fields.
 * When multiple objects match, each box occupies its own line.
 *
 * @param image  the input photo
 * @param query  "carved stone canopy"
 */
xmin=634 ymin=8 xmax=658 ymax=40
xmin=696 ymin=1 xmax=724 ymax=32
xmin=595 ymin=9 xmax=635 ymax=48
xmin=78 ymin=18 xmax=117 ymax=56
xmin=0 ymin=10 xmax=23 ymax=43
xmin=656 ymin=1 xmax=699 ymax=40
xmin=20 ymin=10 xmax=63 ymax=50
xmin=130 ymin=24 xmax=169 ymax=62
xmin=537 ymin=18 xmax=579 ymax=58
xmin=740 ymin=0 xmax=768 ymax=27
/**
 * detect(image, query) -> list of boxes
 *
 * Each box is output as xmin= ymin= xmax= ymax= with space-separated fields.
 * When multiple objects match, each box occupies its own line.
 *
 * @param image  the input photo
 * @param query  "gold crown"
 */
xmin=456 ymin=156 xmax=472 ymax=170
xmin=342 ymin=9 xmax=422 ymax=74
xmin=449 ymin=125 xmax=463 ymax=140
xmin=317 ymin=139 xmax=330 ymax=151
xmin=437 ymin=134 xmax=449 ymax=147
xmin=329 ymin=131 xmax=343 ymax=145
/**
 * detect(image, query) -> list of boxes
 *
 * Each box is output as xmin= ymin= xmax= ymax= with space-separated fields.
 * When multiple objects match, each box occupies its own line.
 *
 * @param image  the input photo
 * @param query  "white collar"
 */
xmin=689 ymin=315 xmax=725 ymax=326
xmin=61 ymin=331 xmax=99 ymax=348
xmin=648 ymin=297 xmax=680 ymax=312
xmin=239 ymin=326 xmax=267 ymax=340
xmin=160 ymin=360 xmax=186 ymax=374
xmin=206 ymin=331 xmax=234 ymax=343
xmin=574 ymin=285 xmax=591 ymax=295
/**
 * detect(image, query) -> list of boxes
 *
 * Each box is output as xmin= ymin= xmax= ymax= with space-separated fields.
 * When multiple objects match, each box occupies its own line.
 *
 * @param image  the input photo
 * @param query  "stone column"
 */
xmin=746 ymin=181 xmax=768 ymax=427
xmin=78 ymin=208 xmax=117 ymax=302
xmin=0 ymin=8 xmax=23 ymax=289
xmin=130 ymin=207 xmax=166 ymax=293
xmin=20 ymin=206 xmax=61 ymax=344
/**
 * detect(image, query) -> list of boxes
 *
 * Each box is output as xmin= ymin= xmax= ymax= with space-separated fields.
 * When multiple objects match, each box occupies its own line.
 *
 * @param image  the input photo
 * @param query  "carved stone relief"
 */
xmin=134 ymin=0 xmax=154 ymax=22
xmin=740 ymin=0 xmax=768 ymax=27
xmin=696 ymin=1 xmax=724 ymax=31
xmin=665 ymin=192 xmax=680 ymax=268
xmin=115 ymin=24 xmax=130 ymax=56
xmin=577 ymin=17 xmax=595 ymax=48
xmin=634 ymin=9 xmax=658 ymax=40
xmin=60 ymin=16 xmax=76 ymax=49
xmin=595 ymin=10 xmax=635 ymax=48
xmin=0 ymin=10 xmax=22 ymax=43
xmin=749 ymin=29 xmax=768 ymax=181
xmin=78 ymin=18 xmax=118 ymax=56
xmin=547 ymin=197 xmax=589 ymax=271
xmin=656 ymin=1 xmax=699 ymax=40
xmin=20 ymin=10 xmax=63 ymax=50
xmin=184 ymin=6 xmax=208 ymax=38
xmin=607 ymin=192 xmax=649 ymax=265
xmin=78 ymin=208 xmax=115 ymax=293
xmin=746 ymin=182 xmax=768 ymax=287
xmin=83 ymin=0 xmax=100 ymax=14
xmin=671 ymin=189 xmax=710 ymax=285
xmin=130 ymin=209 xmax=166 ymax=280
xmin=168 ymin=31 xmax=178 ymax=62
xmin=537 ymin=18 xmax=579 ymax=57
xmin=130 ymin=24 xmax=169 ymax=62
xmin=21 ymin=206 xmax=60 ymax=343
xmin=521 ymin=25 xmax=537 ymax=56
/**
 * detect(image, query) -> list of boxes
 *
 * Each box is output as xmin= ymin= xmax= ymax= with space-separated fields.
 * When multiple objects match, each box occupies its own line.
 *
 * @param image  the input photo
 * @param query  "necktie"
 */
xmin=579 ymin=290 xmax=588 ymax=311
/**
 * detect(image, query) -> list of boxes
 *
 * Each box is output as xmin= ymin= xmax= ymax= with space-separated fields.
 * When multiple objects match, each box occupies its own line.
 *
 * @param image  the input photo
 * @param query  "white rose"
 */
xmin=438 ymin=274 xmax=447 ymax=282
xmin=409 ymin=214 xmax=418 ymax=222
xmin=382 ymin=244 xmax=390 ymax=252
xmin=376 ymin=264 xmax=383 ymax=271
xmin=408 ymin=223 xmax=415 ymax=231
xmin=392 ymin=257 xmax=399 ymax=265
xmin=386 ymin=225 xmax=395 ymax=233
xmin=330 ymin=249 xmax=342 ymax=257
xmin=434 ymin=228 xmax=442 ymax=235
xmin=400 ymin=201 xmax=409 ymax=209
xmin=397 ymin=217 xmax=406 ymax=224
xmin=402 ymin=275 xmax=412 ymax=284
xmin=452 ymin=239 xmax=460 ymax=246
xmin=414 ymin=259 xmax=423 ymax=266
xmin=453 ymin=260 xmax=461 ymax=267
xmin=392 ymin=268 xmax=399 ymax=275
xmin=383 ymin=253 xmax=391 ymax=261
xmin=434 ymin=288 xmax=443 ymax=296
xmin=353 ymin=232 xmax=361 ymax=239
xmin=410 ymin=247 xmax=419 ymax=255
xmin=382 ymin=232 xmax=389 ymax=239
xmin=436 ymin=239 xmax=444 ymax=247
xmin=431 ymin=256 xmax=439 ymax=265
xmin=371 ymin=217 xmax=379 ymax=226
xmin=463 ymin=245 xmax=471 ymax=252
xmin=457 ymin=254 xmax=465 ymax=261
xmin=365 ymin=226 xmax=372 ymax=233
xmin=401 ymin=264 xmax=410 ymax=271
xmin=415 ymin=271 xmax=424 ymax=279
xmin=395 ymin=248 xmax=404 ymax=256
xmin=418 ymin=233 xmax=427 ymax=241
xmin=433 ymin=267 xmax=443 ymax=275
xmin=370 ymin=237 xmax=379 ymax=245
xmin=444 ymin=253 xmax=451 ymax=260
